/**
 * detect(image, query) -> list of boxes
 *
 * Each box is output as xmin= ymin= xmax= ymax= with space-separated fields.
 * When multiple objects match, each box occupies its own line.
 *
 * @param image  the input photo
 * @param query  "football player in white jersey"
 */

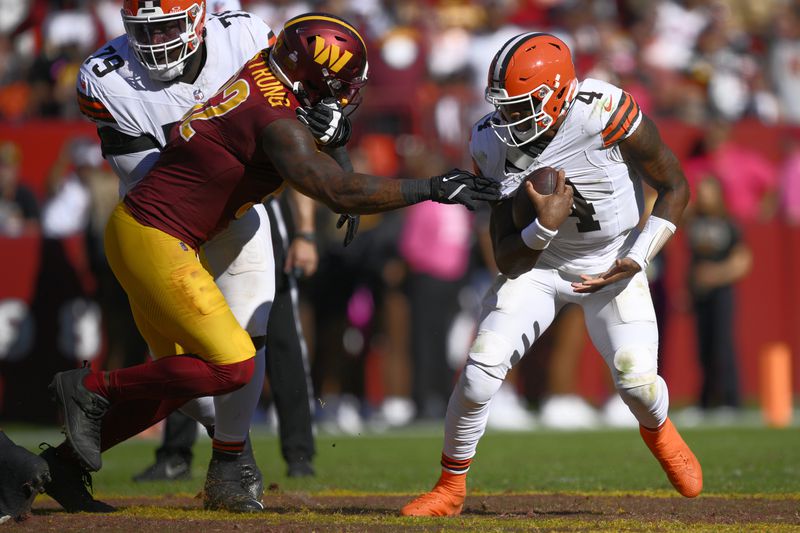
xmin=402 ymin=33 xmax=701 ymax=517
xmin=42 ymin=0 xmax=275 ymax=514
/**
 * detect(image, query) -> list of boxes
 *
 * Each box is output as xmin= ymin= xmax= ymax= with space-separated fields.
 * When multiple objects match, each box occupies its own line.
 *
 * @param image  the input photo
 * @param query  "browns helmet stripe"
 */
xmin=489 ymin=32 xmax=558 ymax=89
xmin=284 ymin=14 xmax=365 ymax=49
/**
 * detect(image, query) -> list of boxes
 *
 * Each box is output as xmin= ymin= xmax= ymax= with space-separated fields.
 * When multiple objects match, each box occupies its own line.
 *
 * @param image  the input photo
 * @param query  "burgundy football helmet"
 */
xmin=269 ymin=13 xmax=368 ymax=109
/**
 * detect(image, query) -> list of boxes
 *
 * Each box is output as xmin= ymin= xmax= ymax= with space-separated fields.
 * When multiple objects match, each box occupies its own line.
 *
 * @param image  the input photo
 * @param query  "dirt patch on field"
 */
xmin=10 ymin=492 xmax=800 ymax=532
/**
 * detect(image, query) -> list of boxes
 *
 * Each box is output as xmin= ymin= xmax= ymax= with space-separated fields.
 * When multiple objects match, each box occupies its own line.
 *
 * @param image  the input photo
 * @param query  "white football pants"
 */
xmin=443 ymin=267 xmax=669 ymax=463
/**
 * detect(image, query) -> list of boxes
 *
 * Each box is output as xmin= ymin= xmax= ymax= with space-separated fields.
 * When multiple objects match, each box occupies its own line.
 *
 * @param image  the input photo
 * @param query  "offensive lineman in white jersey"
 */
xmin=402 ymin=33 xmax=701 ymax=517
xmin=41 ymin=0 xmax=274 ymax=513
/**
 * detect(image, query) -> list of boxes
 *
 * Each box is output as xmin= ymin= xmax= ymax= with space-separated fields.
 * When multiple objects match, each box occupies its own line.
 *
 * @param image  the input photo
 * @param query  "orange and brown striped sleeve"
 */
xmin=76 ymin=90 xmax=116 ymax=124
xmin=601 ymin=91 xmax=640 ymax=147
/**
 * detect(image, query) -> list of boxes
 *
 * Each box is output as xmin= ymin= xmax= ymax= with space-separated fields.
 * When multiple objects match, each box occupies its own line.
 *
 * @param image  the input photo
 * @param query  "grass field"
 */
xmin=7 ymin=420 xmax=800 ymax=531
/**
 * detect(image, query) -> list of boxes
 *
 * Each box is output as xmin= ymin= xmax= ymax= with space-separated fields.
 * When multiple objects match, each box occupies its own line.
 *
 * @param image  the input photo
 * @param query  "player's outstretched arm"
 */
xmin=261 ymin=119 xmax=500 ymax=214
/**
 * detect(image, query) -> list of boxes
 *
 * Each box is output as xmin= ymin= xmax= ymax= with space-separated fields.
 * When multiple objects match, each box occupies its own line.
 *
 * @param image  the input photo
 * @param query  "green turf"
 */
xmin=7 ymin=424 xmax=799 ymax=497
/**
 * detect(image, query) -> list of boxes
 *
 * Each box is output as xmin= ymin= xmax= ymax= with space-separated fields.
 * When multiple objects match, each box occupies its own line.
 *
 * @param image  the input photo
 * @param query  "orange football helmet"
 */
xmin=269 ymin=13 xmax=368 ymax=109
xmin=121 ymin=0 xmax=206 ymax=81
xmin=485 ymin=32 xmax=577 ymax=147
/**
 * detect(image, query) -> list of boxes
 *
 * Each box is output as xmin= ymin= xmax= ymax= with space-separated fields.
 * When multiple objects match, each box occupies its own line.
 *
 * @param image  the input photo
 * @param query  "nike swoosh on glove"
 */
xmin=296 ymin=98 xmax=352 ymax=147
xmin=430 ymin=169 xmax=501 ymax=210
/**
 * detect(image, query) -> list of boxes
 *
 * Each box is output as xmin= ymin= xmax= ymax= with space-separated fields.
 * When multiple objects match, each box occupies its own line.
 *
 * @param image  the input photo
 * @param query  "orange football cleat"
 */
xmin=640 ymin=418 xmax=703 ymax=498
xmin=400 ymin=470 xmax=466 ymax=517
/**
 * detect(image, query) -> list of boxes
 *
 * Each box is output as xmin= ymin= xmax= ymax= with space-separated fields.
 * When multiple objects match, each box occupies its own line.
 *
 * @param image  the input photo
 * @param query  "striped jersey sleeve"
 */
xmin=601 ymin=91 xmax=641 ymax=147
xmin=76 ymin=65 xmax=118 ymax=126
xmin=76 ymin=90 xmax=115 ymax=124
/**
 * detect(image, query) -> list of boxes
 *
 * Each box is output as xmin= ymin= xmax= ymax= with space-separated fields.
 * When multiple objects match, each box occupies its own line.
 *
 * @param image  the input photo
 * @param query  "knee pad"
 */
xmin=468 ymin=330 xmax=516 ymax=373
xmin=611 ymin=345 xmax=658 ymax=391
xmin=461 ymin=361 xmax=504 ymax=406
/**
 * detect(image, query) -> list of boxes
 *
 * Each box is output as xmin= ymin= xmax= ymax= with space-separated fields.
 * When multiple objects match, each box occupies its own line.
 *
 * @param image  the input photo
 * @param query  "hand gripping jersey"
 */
xmin=124 ymin=52 xmax=299 ymax=249
xmin=470 ymin=78 xmax=644 ymax=274
xmin=76 ymin=11 xmax=275 ymax=195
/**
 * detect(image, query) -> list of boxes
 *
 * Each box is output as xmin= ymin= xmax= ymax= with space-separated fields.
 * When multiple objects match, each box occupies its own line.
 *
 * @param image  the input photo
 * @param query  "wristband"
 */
xmin=399 ymin=179 xmax=432 ymax=205
xmin=626 ymin=215 xmax=676 ymax=271
xmin=294 ymin=231 xmax=317 ymax=244
xmin=521 ymin=218 xmax=558 ymax=250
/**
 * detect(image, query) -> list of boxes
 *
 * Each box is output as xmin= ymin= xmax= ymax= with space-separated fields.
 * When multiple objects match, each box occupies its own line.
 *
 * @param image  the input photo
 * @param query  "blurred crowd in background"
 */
xmin=1 ymin=0 xmax=798 ymax=433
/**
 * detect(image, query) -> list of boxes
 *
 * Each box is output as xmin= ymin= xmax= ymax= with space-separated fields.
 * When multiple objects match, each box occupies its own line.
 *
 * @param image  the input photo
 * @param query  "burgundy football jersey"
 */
xmin=125 ymin=50 xmax=300 ymax=249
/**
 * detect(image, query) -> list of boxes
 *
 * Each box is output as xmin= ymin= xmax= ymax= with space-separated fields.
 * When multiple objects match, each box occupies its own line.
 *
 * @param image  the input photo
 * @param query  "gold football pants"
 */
xmin=104 ymin=203 xmax=254 ymax=365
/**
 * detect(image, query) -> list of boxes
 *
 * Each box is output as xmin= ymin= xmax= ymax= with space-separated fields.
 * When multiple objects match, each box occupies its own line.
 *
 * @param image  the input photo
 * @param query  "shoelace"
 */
xmin=38 ymin=443 xmax=97 ymax=497
xmin=80 ymin=470 xmax=96 ymax=495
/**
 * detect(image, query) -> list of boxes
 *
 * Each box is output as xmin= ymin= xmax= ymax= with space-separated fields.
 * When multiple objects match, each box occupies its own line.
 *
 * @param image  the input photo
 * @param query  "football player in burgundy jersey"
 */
xmin=402 ymin=33 xmax=700 ymax=517
xmin=48 ymin=12 xmax=499 ymax=507
xmin=67 ymin=0 xmax=296 ymax=513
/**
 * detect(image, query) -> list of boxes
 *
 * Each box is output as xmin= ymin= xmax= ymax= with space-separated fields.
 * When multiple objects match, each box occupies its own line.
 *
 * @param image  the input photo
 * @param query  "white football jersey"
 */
xmin=77 ymin=11 xmax=273 ymax=194
xmin=470 ymin=78 xmax=645 ymax=275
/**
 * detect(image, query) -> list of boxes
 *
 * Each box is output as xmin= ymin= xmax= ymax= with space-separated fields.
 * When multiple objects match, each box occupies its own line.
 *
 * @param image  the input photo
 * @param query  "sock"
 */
xmin=436 ymin=454 xmax=469 ymax=494
xmin=641 ymin=419 xmax=667 ymax=433
xmin=440 ymin=453 xmax=471 ymax=475
xmin=212 ymin=344 xmax=266 ymax=443
xmin=100 ymin=397 xmax=190 ymax=452
xmin=82 ymin=355 xmax=254 ymax=403
xmin=212 ymin=438 xmax=245 ymax=457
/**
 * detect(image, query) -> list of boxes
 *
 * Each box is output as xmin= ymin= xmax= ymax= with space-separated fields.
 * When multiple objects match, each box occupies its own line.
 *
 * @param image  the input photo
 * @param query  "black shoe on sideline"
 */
xmin=49 ymin=367 xmax=109 ymax=472
xmin=286 ymin=460 xmax=315 ymax=478
xmin=133 ymin=452 xmax=191 ymax=483
xmin=0 ymin=432 xmax=50 ymax=523
xmin=38 ymin=445 xmax=115 ymax=513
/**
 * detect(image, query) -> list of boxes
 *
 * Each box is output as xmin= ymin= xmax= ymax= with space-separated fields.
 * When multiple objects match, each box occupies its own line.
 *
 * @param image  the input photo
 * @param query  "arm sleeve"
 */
xmin=76 ymin=68 xmax=118 ymax=126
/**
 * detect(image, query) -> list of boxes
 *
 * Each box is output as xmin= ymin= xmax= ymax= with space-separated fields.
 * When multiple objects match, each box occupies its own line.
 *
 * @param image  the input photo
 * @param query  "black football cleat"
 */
xmin=133 ymin=452 xmax=192 ymax=483
xmin=49 ymin=367 xmax=109 ymax=472
xmin=286 ymin=459 xmax=315 ymax=478
xmin=0 ymin=431 xmax=50 ymax=523
xmin=203 ymin=449 xmax=264 ymax=513
xmin=38 ymin=445 xmax=115 ymax=513
xmin=240 ymin=437 xmax=264 ymax=501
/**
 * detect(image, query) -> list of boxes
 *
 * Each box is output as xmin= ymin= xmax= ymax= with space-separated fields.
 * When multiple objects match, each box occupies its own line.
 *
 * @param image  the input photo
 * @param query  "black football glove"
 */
xmin=335 ymin=214 xmax=360 ymax=247
xmin=296 ymin=98 xmax=352 ymax=147
xmin=429 ymin=168 xmax=501 ymax=210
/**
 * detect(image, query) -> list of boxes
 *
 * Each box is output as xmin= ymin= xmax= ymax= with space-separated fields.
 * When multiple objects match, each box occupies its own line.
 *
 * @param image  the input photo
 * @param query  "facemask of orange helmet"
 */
xmin=485 ymin=32 xmax=578 ymax=148
xmin=121 ymin=0 xmax=206 ymax=82
xmin=269 ymin=13 xmax=368 ymax=112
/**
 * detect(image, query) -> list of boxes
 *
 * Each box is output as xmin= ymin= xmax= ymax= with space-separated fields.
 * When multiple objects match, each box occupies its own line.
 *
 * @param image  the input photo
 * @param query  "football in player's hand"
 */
xmin=512 ymin=166 xmax=559 ymax=230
